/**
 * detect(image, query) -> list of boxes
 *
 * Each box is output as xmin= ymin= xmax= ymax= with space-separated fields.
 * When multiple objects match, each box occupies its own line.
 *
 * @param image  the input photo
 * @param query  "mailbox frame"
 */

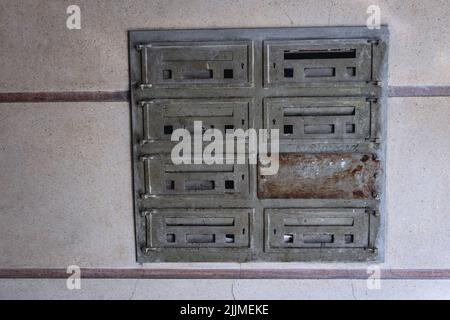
xmin=129 ymin=27 xmax=389 ymax=263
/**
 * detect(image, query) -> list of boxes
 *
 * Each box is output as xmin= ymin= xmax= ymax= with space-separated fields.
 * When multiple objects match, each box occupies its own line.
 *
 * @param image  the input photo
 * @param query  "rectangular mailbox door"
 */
xmin=146 ymin=209 xmax=251 ymax=249
xmin=266 ymin=208 xmax=372 ymax=249
xmin=141 ymin=155 xmax=249 ymax=198
xmin=264 ymin=39 xmax=373 ymax=86
xmin=264 ymin=97 xmax=373 ymax=141
xmin=142 ymin=99 xmax=250 ymax=142
xmin=138 ymin=41 xmax=253 ymax=88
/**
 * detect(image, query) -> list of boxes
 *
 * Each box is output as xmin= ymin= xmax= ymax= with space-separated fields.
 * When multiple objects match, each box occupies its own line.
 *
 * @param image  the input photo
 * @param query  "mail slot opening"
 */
xmin=165 ymin=217 xmax=235 ymax=227
xmin=163 ymin=69 xmax=172 ymax=79
xmin=345 ymin=234 xmax=354 ymax=244
xmin=225 ymin=180 xmax=235 ymax=190
xmin=346 ymin=123 xmax=356 ymax=133
xmin=166 ymin=234 xmax=176 ymax=243
xmin=224 ymin=69 xmax=234 ymax=79
xmin=225 ymin=234 xmax=235 ymax=243
xmin=303 ymin=233 xmax=334 ymax=244
xmin=283 ymin=106 xmax=356 ymax=117
xmin=183 ymin=69 xmax=213 ymax=79
xmin=284 ymin=49 xmax=356 ymax=60
xmin=346 ymin=67 xmax=356 ymax=76
xmin=185 ymin=180 xmax=215 ymax=191
xmin=283 ymin=234 xmax=294 ymax=243
xmin=304 ymin=124 xmax=335 ymax=134
xmin=186 ymin=234 xmax=216 ymax=243
xmin=304 ymin=67 xmax=336 ymax=78
xmin=165 ymin=180 xmax=175 ymax=190
xmin=284 ymin=125 xmax=293 ymax=134
xmin=284 ymin=68 xmax=294 ymax=78
xmin=164 ymin=125 xmax=174 ymax=135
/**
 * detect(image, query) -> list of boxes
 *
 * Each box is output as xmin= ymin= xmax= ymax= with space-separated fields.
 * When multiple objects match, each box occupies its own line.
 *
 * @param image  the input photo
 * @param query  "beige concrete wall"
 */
xmin=2 ymin=279 xmax=450 ymax=300
xmin=1 ymin=98 xmax=449 ymax=270
xmin=1 ymin=0 xmax=450 ymax=92
xmin=0 ymin=0 xmax=449 ymax=299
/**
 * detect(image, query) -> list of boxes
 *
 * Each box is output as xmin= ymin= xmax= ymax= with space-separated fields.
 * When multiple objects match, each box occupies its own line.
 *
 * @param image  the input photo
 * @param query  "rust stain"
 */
xmin=360 ymin=154 xmax=370 ymax=162
xmin=258 ymin=153 xmax=380 ymax=199
xmin=352 ymin=190 xmax=365 ymax=199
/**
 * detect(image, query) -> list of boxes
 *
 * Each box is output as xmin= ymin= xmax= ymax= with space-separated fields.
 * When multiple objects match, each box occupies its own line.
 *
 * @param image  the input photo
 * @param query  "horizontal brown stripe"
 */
xmin=0 ymin=268 xmax=449 ymax=280
xmin=388 ymin=86 xmax=450 ymax=97
xmin=0 ymin=91 xmax=129 ymax=103
xmin=0 ymin=86 xmax=450 ymax=103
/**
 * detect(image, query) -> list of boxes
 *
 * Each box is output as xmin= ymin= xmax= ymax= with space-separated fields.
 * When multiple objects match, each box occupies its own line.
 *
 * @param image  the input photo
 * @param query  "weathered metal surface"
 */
xmin=264 ymin=97 xmax=372 ymax=142
xmin=258 ymin=153 xmax=379 ymax=199
xmin=140 ymin=154 xmax=249 ymax=197
xmin=264 ymin=39 xmax=373 ymax=86
xmin=141 ymin=98 xmax=249 ymax=142
xmin=145 ymin=209 xmax=250 ymax=248
xmin=265 ymin=208 xmax=372 ymax=249
xmin=129 ymin=27 xmax=388 ymax=263
xmin=137 ymin=41 xmax=253 ymax=88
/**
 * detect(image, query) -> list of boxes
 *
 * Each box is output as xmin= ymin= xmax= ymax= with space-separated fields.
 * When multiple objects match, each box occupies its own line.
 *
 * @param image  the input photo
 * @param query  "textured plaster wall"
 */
xmin=0 ymin=0 xmax=449 ymax=299
xmin=1 ymin=0 xmax=450 ymax=91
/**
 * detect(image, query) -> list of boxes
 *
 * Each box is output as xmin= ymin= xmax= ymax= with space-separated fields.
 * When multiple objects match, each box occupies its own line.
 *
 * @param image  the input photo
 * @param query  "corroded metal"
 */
xmin=258 ymin=153 xmax=380 ymax=199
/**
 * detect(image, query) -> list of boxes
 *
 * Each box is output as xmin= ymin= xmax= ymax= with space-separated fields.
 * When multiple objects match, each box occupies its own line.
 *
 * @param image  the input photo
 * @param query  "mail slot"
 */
xmin=264 ymin=97 xmax=373 ymax=141
xmin=141 ymin=154 xmax=249 ymax=197
xmin=138 ymin=41 xmax=253 ymax=87
xmin=266 ymin=208 xmax=371 ymax=249
xmin=264 ymin=39 xmax=373 ymax=86
xmin=147 ymin=209 xmax=250 ymax=248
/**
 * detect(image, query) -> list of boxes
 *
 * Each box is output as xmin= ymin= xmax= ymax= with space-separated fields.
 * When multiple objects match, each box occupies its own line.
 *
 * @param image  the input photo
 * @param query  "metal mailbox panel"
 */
xmin=130 ymin=27 xmax=388 ymax=263
xmin=142 ymin=99 xmax=249 ymax=142
xmin=258 ymin=153 xmax=380 ymax=199
xmin=141 ymin=155 xmax=249 ymax=197
xmin=147 ymin=209 xmax=250 ymax=248
xmin=138 ymin=41 xmax=253 ymax=87
xmin=264 ymin=97 xmax=371 ymax=141
xmin=264 ymin=39 xmax=372 ymax=86
xmin=266 ymin=208 xmax=370 ymax=249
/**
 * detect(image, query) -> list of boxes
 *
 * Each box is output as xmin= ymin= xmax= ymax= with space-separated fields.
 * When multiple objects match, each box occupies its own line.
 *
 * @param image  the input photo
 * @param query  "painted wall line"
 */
xmin=0 ymin=268 xmax=449 ymax=280
xmin=1 ymin=86 xmax=450 ymax=103
xmin=388 ymin=86 xmax=450 ymax=97
xmin=0 ymin=91 xmax=129 ymax=103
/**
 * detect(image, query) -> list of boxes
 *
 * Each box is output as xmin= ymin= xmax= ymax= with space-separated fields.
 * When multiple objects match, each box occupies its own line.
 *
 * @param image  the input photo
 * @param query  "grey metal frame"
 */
xmin=129 ymin=27 xmax=389 ymax=263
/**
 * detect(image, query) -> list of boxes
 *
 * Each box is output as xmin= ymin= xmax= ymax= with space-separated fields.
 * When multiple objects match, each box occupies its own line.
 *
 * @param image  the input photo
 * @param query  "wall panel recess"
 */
xmin=129 ymin=27 xmax=388 ymax=262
